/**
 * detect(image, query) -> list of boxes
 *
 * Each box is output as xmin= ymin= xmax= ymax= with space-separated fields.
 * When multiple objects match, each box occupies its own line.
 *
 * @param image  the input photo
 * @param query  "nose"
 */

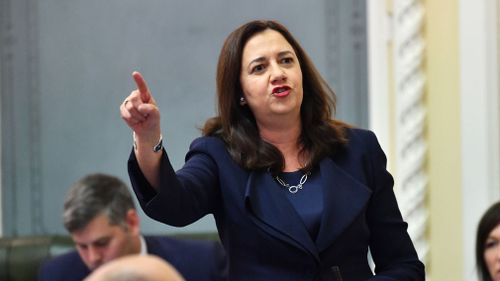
xmin=88 ymin=246 xmax=102 ymax=268
xmin=270 ymin=63 xmax=286 ymax=83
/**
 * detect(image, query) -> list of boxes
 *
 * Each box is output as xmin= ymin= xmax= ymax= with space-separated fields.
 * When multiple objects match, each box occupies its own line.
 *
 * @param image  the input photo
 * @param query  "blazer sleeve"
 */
xmin=128 ymin=138 xmax=221 ymax=227
xmin=363 ymin=131 xmax=425 ymax=281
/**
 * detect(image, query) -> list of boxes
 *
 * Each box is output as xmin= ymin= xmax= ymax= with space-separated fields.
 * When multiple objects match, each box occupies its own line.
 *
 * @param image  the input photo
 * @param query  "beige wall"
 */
xmin=424 ymin=0 xmax=463 ymax=280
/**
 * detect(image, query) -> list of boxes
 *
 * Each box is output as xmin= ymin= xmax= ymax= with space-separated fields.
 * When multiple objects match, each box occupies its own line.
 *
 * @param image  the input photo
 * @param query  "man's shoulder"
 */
xmin=144 ymin=235 xmax=226 ymax=281
xmin=38 ymin=250 xmax=89 ymax=280
xmin=40 ymin=250 xmax=82 ymax=268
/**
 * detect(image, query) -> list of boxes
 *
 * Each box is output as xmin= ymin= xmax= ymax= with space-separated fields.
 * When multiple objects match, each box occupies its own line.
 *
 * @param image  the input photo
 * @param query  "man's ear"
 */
xmin=125 ymin=209 xmax=141 ymax=235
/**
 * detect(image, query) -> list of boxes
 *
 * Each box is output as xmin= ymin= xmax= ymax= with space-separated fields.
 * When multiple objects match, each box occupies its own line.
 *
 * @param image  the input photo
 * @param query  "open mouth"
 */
xmin=272 ymin=86 xmax=291 ymax=97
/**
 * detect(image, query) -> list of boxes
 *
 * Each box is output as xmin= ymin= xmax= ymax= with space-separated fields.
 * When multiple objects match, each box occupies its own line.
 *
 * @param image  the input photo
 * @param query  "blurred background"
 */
xmin=0 ymin=0 xmax=498 ymax=280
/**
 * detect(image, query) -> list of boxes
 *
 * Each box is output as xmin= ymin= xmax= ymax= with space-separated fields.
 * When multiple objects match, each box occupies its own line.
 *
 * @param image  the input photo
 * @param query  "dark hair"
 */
xmin=476 ymin=201 xmax=500 ymax=281
xmin=63 ymin=173 xmax=135 ymax=233
xmin=202 ymin=19 xmax=348 ymax=174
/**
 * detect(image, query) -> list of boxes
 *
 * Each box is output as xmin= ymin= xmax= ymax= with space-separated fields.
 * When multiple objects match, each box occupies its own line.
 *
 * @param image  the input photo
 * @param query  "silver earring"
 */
xmin=239 ymin=97 xmax=246 ymax=106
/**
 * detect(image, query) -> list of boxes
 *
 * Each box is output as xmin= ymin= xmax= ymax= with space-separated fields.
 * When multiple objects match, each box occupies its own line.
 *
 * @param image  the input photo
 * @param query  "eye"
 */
xmin=485 ymin=239 xmax=499 ymax=250
xmin=251 ymin=64 xmax=265 ymax=74
xmin=281 ymin=57 xmax=294 ymax=64
xmin=76 ymin=244 xmax=88 ymax=250
xmin=94 ymin=238 xmax=111 ymax=248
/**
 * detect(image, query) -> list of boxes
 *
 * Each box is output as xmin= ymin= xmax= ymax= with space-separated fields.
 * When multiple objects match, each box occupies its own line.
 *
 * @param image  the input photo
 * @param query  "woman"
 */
xmin=120 ymin=20 xmax=425 ymax=280
xmin=476 ymin=201 xmax=500 ymax=281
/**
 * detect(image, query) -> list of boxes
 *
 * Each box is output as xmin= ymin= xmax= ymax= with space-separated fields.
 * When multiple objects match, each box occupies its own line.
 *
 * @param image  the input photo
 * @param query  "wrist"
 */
xmin=133 ymin=132 xmax=163 ymax=153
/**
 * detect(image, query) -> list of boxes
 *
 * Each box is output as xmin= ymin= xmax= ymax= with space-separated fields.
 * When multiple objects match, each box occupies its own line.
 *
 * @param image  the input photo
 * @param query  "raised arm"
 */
xmin=120 ymin=71 xmax=162 ymax=189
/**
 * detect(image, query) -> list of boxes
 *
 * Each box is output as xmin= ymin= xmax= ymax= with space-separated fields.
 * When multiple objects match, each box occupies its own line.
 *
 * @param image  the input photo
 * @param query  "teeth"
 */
xmin=276 ymin=88 xmax=286 ymax=93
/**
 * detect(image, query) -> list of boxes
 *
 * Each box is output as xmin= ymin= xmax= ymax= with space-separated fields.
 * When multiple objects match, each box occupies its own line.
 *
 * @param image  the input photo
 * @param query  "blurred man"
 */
xmin=38 ymin=173 xmax=226 ymax=281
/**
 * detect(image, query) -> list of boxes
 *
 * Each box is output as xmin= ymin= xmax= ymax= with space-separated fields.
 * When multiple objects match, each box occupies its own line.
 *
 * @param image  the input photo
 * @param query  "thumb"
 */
xmin=132 ymin=71 xmax=151 ymax=103
xmin=138 ymin=103 xmax=160 ymax=119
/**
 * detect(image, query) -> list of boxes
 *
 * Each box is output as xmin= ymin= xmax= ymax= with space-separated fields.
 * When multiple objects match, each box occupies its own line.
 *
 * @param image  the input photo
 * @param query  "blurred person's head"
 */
xmin=83 ymin=254 xmax=185 ymax=281
xmin=63 ymin=173 xmax=141 ymax=271
xmin=477 ymin=201 xmax=500 ymax=281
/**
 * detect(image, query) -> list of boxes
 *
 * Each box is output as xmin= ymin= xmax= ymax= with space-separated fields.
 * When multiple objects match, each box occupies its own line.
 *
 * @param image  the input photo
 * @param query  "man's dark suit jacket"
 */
xmin=38 ymin=235 xmax=227 ymax=281
xmin=129 ymin=128 xmax=425 ymax=281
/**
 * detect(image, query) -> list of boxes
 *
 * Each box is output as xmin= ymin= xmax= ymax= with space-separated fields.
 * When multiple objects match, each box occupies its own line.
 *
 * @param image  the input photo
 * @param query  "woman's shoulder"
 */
xmin=344 ymin=127 xmax=378 ymax=145
xmin=190 ymin=135 xmax=225 ymax=147
xmin=332 ymin=127 xmax=387 ymax=167
xmin=186 ymin=136 xmax=239 ymax=169
xmin=336 ymin=127 xmax=386 ymax=159
xmin=188 ymin=136 xmax=228 ymax=155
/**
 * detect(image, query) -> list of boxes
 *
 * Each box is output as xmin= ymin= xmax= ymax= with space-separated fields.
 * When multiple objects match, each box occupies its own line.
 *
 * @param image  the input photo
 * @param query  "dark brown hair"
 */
xmin=476 ymin=201 xmax=500 ymax=281
xmin=203 ymin=20 xmax=348 ymax=174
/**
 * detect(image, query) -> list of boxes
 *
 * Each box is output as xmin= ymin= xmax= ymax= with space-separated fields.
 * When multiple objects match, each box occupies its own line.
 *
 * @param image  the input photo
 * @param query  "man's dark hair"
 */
xmin=63 ymin=173 xmax=135 ymax=232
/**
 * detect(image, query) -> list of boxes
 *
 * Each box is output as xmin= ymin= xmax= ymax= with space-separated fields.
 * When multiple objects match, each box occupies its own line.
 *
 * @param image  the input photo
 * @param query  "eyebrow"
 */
xmin=247 ymin=50 xmax=295 ymax=68
xmin=75 ymin=236 xmax=110 ymax=246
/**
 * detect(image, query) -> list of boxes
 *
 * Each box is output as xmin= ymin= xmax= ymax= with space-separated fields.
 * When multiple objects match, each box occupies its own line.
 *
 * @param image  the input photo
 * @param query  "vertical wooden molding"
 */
xmin=352 ymin=0 xmax=368 ymax=127
xmin=426 ymin=0 xmax=462 ymax=279
xmin=27 ymin=0 xmax=44 ymax=235
xmin=325 ymin=0 xmax=341 ymax=99
xmin=368 ymin=0 xmax=428 ymax=272
xmin=0 ymin=0 xmax=44 ymax=235
xmin=392 ymin=0 xmax=429 ymax=263
xmin=325 ymin=0 xmax=368 ymax=128
xmin=0 ymin=0 xmax=16 ymax=236
xmin=0 ymin=0 xmax=8 ymax=237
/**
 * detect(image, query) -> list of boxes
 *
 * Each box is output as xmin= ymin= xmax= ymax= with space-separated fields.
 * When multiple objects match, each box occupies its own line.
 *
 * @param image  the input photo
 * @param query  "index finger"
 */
xmin=132 ymin=71 xmax=151 ymax=102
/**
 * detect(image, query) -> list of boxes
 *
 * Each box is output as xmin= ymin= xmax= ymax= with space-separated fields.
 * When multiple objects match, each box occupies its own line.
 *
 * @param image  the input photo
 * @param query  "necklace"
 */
xmin=274 ymin=171 xmax=311 ymax=194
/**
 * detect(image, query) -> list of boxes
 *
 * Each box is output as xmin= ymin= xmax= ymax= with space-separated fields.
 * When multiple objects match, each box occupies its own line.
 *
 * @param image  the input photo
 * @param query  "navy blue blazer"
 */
xmin=129 ymin=128 xmax=425 ymax=281
xmin=38 ymin=235 xmax=227 ymax=281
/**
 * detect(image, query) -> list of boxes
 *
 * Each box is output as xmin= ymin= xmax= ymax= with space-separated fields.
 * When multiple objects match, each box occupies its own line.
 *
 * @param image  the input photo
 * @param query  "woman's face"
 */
xmin=239 ymin=29 xmax=303 ymax=128
xmin=485 ymin=223 xmax=500 ymax=281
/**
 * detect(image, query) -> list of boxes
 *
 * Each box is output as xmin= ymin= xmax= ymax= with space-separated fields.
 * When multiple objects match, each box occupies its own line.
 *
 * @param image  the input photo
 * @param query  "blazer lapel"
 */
xmin=315 ymin=158 xmax=372 ymax=252
xmin=244 ymin=170 xmax=320 ymax=261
